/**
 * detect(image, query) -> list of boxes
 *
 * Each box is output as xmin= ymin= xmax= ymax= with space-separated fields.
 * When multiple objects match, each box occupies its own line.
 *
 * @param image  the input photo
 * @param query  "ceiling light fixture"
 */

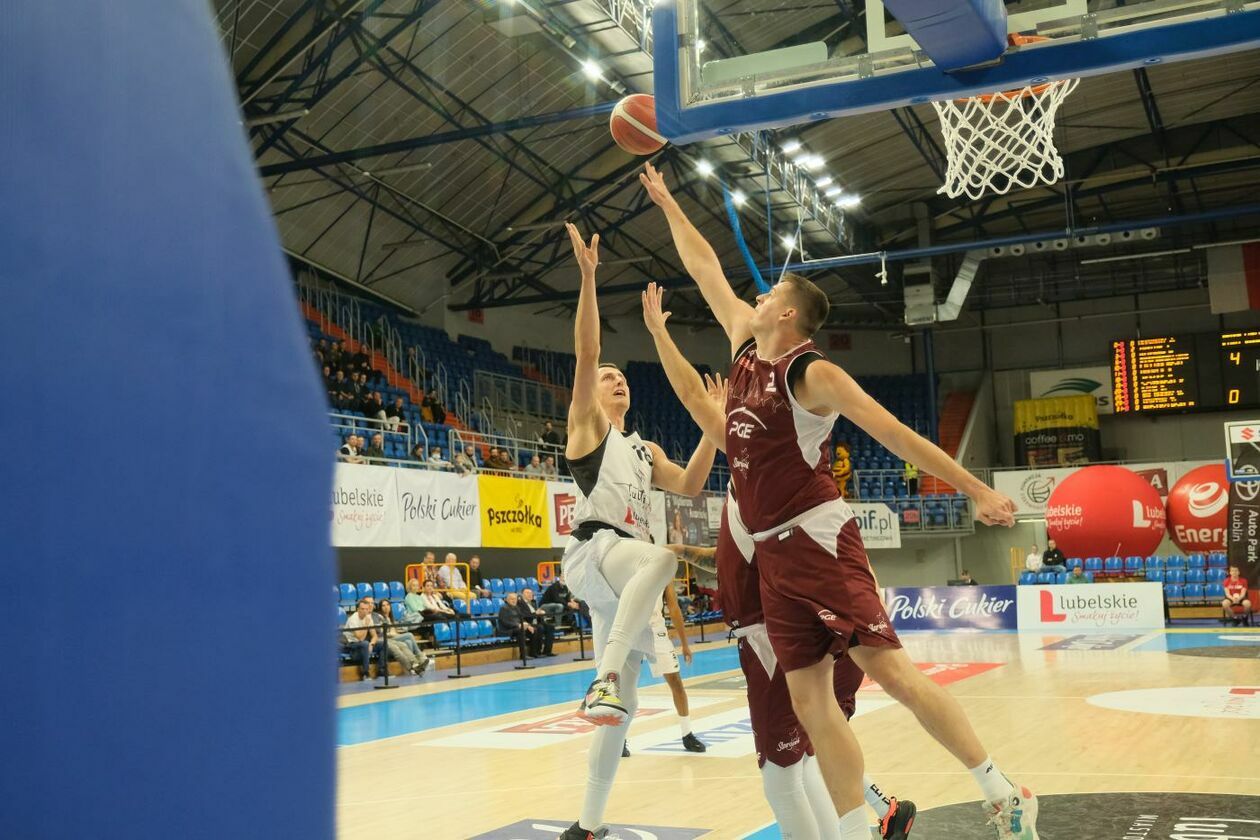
xmin=780 ymin=140 xmax=802 ymax=155
xmin=581 ymin=60 xmax=603 ymax=81
xmin=695 ymin=159 xmax=714 ymax=177
xmin=731 ymin=189 xmax=747 ymax=206
xmin=814 ymin=175 xmax=833 ymax=188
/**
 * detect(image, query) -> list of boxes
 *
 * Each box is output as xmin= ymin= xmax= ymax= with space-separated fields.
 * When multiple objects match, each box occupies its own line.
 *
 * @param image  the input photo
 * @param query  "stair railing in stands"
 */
xmin=434 ymin=361 xmax=449 ymax=402
xmin=406 ymin=345 xmax=429 ymax=393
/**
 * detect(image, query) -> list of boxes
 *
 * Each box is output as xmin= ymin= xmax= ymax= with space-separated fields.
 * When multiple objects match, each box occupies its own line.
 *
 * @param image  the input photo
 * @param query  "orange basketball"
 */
xmin=609 ymin=94 xmax=666 ymax=156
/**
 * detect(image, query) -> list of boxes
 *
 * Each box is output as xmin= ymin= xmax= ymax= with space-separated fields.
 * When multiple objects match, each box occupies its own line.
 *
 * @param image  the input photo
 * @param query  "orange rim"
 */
xmin=962 ymin=34 xmax=1063 ymax=103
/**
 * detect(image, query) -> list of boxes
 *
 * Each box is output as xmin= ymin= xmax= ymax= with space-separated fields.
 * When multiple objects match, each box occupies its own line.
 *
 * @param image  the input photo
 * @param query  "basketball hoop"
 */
xmin=931 ymin=35 xmax=1079 ymax=201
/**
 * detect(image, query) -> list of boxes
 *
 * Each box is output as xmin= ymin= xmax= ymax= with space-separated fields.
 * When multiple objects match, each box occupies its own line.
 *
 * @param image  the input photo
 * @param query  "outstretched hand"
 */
xmin=639 ymin=162 xmax=676 ymax=209
xmin=974 ymin=487 xmax=1017 ymax=527
xmin=703 ymin=372 xmax=727 ymax=407
xmin=642 ymin=281 xmax=671 ymax=335
xmin=566 ymin=223 xmax=599 ymax=277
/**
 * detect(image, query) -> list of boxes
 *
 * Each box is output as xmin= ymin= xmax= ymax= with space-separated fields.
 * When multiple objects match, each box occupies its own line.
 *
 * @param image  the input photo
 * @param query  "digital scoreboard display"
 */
xmin=1112 ymin=330 xmax=1260 ymax=414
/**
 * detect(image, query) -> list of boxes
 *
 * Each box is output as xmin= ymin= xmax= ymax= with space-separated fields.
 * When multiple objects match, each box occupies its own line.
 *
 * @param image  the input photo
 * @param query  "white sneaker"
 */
xmin=983 ymin=782 xmax=1038 ymax=839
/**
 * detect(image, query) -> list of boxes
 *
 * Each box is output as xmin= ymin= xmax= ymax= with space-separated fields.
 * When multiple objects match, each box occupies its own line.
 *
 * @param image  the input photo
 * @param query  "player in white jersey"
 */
xmin=558 ymin=225 xmax=717 ymax=840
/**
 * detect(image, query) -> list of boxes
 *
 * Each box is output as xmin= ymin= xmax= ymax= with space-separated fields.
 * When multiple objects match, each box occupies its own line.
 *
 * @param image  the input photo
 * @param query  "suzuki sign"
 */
xmin=1016 ymin=582 xmax=1165 ymax=631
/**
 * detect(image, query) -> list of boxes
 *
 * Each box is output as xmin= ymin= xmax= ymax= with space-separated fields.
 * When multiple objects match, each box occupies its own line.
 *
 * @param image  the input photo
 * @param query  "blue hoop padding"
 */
xmin=1 ymin=2 xmax=334 ymax=837
xmin=883 ymin=0 xmax=1007 ymax=71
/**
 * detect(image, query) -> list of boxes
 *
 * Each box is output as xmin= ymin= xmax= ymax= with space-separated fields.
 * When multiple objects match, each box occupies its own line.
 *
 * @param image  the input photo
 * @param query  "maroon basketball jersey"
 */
xmin=726 ymin=338 xmax=839 ymax=533
xmin=715 ymin=502 xmax=761 ymax=628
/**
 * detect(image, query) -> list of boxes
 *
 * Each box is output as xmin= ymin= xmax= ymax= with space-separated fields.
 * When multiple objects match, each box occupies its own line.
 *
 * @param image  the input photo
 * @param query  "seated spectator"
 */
xmin=402 ymin=577 xmax=427 ymax=621
xmin=518 ymin=588 xmax=554 ymax=656
xmin=1223 ymin=566 xmax=1252 ymax=624
xmin=541 ymin=573 xmax=580 ymax=617
xmin=418 ymin=579 xmax=456 ymax=620
xmin=467 ymin=555 xmax=491 ymax=598
xmin=1042 ymin=539 xmax=1068 ymax=573
xmin=452 ymin=444 xmax=478 ymax=475
xmin=497 ymin=592 xmax=537 ymax=658
xmin=427 ymin=446 xmax=451 ymax=470
xmin=541 ymin=455 xmax=558 ymax=477
xmin=385 ymin=397 xmax=408 ymax=433
xmin=1026 ymin=545 xmax=1065 ymax=575
xmin=540 ymin=420 xmax=562 ymax=453
xmin=338 ymin=434 xmax=365 ymax=464
xmin=361 ymin=391 xmax=387 ymax=426
xmin=363 ymin=432 xmax=385 ymax=462
xmin=349 ymin=371 xmax=367 ymax=405
xmin=524 ymin=454 xmax=545 ymax=477
xmin=328 ymin=341 xmax=345 ymax=371
xmin=341 ymin=597 xmax=385 ymax=680
xmin=374 ymin=600 xmax=432 ymax=676
xmin=484 ymin=446 xmax=501 ymax=471
xmin=487 ymin=447 xmax=514 ymax=472
xmin=411 ymin=442 xmax=426 ymax=462
xmin=958 ymin=569 xmax=978 ymax=585
xmin=423 ymin=389 xmax=447 ymax=425
xmin=333 ymin=370 xmax=354 ymax=410
xmin=351 ymin=345 xmax=371 ymax=373
xmin=1066 ymin=566 xmax=1090 ymax=584
xmin=437 ymin=552 xmax=468 ymax=596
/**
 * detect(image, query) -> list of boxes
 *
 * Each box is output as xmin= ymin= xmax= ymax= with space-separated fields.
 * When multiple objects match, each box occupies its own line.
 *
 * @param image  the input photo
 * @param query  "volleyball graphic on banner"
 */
xmin=1165 ymin=462 xmax=1229 ymax=552
xmin=1045 ymin=465 xmax=1166 ymax=558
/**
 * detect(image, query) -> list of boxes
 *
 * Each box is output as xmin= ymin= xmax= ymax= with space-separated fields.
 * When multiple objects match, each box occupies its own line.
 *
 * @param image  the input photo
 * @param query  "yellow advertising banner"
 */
xmin=477 ymin=474 xmax=552 ymax=548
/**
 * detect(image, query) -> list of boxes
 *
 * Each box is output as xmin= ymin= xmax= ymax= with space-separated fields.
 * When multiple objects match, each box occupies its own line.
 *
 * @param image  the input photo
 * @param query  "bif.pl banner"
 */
xmin=331 ymin=463 xmax=401 ymax=546
xmin=479 ymin=475 xmax=551 ymax=548
xmin=1016 ymin=582 xmax=1165 ymax=631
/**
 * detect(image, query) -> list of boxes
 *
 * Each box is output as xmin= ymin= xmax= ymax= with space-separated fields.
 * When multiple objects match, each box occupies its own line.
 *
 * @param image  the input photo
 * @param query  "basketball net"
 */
xmin=932 ymin=37 xmax=1079 ymax=200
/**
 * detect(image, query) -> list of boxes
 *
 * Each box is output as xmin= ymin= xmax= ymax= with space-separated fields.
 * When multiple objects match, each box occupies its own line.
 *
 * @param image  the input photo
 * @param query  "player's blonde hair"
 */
xmin=781 ymin=273 xmax=830 ymax=337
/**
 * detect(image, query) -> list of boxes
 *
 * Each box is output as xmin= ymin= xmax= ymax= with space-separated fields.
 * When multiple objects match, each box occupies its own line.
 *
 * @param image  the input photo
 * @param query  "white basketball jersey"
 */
xmin=567 ymin=427 xmax=654 ymax=542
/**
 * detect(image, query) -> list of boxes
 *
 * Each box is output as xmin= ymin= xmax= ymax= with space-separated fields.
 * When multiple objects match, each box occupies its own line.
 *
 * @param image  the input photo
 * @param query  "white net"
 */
xmin=931 ymin=78 xmax=1080 ymax=200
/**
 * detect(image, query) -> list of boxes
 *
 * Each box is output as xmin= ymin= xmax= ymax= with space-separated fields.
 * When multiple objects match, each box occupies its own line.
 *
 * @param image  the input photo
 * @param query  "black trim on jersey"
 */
xmin=573 ymin=520 xmax=635 ymax=542
xmin=563 ymin=428 xmax=610 ymax=498
xmin=732 ymin=337 xmax=755 ymax=362
xmin=786 ymin=350 xmax=824 ymax=401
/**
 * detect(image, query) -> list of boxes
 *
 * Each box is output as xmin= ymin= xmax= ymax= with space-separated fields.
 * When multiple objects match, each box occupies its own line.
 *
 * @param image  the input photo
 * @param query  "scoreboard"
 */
xmin=1112 ymin=330 xmax=1260 ymax=414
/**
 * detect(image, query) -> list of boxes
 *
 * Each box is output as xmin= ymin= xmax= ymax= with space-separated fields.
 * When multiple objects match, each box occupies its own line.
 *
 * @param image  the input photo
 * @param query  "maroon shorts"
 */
xmin=741 ymin=636 xmax=864 ymax=768
xmin=756 ymin=502 xmax=901 ymax=673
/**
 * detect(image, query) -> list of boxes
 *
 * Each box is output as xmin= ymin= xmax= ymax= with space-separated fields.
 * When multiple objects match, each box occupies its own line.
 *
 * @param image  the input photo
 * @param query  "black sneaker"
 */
xmin=880 ymin=797 xmax=916 ymax=839
xmin=559 ymin=822 xmax=609 ymax=839
xmin=681 ymin=732 xmax=707 ymax=753
xmin=622 ymin=741 xmax=630 ymax=757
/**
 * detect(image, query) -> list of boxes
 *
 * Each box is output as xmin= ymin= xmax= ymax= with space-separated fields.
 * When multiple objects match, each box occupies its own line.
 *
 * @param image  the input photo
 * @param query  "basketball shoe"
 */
xmin=577 ymin=673 xmax=629 ymax=726
xmin=983 ymin=782 xmax=1039 ymax=839
xmin=559 ymin=822 xmax=609 ymax=839
xmin=681 ymin=733 xmax=706 ymax=753
xmin=880 ymin=797 xmax=916 ymax=839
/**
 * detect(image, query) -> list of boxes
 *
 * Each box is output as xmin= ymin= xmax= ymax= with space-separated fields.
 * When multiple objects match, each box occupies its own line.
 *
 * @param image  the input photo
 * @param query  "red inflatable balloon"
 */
xmin=1165 ymin=463 xmax=1228 ymax=552
xmin=1046 ymin=465 xmax=1166 ymax=558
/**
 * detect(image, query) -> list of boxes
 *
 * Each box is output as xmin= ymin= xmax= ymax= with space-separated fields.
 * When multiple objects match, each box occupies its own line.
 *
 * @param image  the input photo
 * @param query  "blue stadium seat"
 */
xmin=1084 ymin=557 xmax=1103 ymax=574
xmin=1206 ymin=582 xmax=1227 ymax=600
xmin=1083 ymin=571 xmax=1095 ymax=583
xmin=1103 ymin=557 xmax=1123 ymax=577
xmin=337 ymin=606 xmax=347 ymax=625
xmin=489 ymin=578 xmax=504 ymax=596
xmin=1208 ymin=552 xmax=1228 ymax=569
xmin=373 ymin=582 xmax=390 ymax=602
xmin=1123 ymin=556 xmax=1144 ymax=576
xmin=1018 ymin=572 xmax=1037 ymax=585
xmin=356 ymin=582 xmax=372 ymax=601
xmin=1055 ymin=572 xmax=1069 ymax=585
xmin=502 ymin=578 xmax=517 ymax=594
xmin=1145 ymin=555 xmax=1164 ymax=572
xmin=1165 ymin=555 xmax=1187 ymax=571
xmin=1185 ymin=569 xmax=1206 ymax=585
xmin=466 ymin=598 xmax=482 ymax=616
xmin=1036 ymin=572 xmax=1055 ymax=585
xmin=1207 ymin=568 xmax=1227 ymax=582
xmin=479 ymin=597 xmax=493 ymax=615
xmin=433 ymin=622 xmax=452 ymax=646
xmin=514 ymin=576 xmax=527 ymax=591
xmin=459 ymin=620 xmax=479 ymax=646
xmin=1067 ymin=557 xmax=1083 ymax=570
xmin=491 ymin=597 xmax=505 ymax=614
xmin=477 ymin=619 xmax=494 ymax=639
xmin=452 ymin=598 xmax=467 ymax=614
xmin=391 ymin=602 xmax=406 ymax=621
xmin=339 ymin=583 xmax=356 ymax=606
xmin=1164 ymin=584 xmax=1184 ymax=603
xmin=1165 ymin=569 xmax=1186 ymax=585
xmin=1146 ymin=569 xmax=1165 ymax=583
xmin=389 ymin=581 xmax=405 ymax=601
xmin=1184 ymin=583 xmax=1205 ymax=602
xmin=527 ymin=576 xmax=540 ymax=591
xmin=1186 ymin=553 xmax=1207 ymax=571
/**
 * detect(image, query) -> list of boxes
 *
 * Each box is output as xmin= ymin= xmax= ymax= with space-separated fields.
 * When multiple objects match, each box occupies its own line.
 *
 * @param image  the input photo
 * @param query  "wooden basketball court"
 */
xmin=335 ymin=627 xmax=1260 ymax=839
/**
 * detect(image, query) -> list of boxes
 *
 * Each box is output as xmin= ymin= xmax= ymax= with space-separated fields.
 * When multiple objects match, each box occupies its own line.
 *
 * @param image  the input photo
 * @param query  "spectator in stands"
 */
xmin=541 ymin=573 xmax=580 ymax=626
xmin=1066 ymin=566 xmax=1090 ymax=584
xmin=903 ymin=462 xmax=920 ymax=496
xmin=540 ymin=420 xmax=562 ymax=453
xmin=322 ymin=365 xmax=337 ymax=405
xmin=453 ymin=444 xmax=478 ymax=475
xmin=423 ymin=389 xmax=447 ymax=425
xmin=498 ymin=592 xmax=536 ymax=658
xmin=541 ymin=454 xmax=558 ymax=477
xmin=1223 ymin=566 xmax=1252 ymax=624
xmin=410 ymin=442 xmax=426 ymax=462
xmin=348 ymin=370 xmax=366 ymax=405
xmin=338 ymin=434 xmax=365 ymax=464
xmin=467 ymin=555 xmax=491 ymax=598
xmin=437 ymin=552 xmax=468 ymax=595
xmin=317 ymin=338 xmax=330 ymax=360
xmin=350 ymin=344 xmax=371 ymax=373
xmin=518 ymin=588 xmax=554 ymax=656
xmin=363 ymin=432 xmax=385 ymax=462
xmin=427 ymin=446 xmax=450 ymax=470
xmin=1042 ymin=539 xmax=1068 ymax=572
xmin=333 ymin=370 xmax=354 ymax=410
xmin=362 ymin=390 xmax=387 ymax=426
xmin=958 ymin=569 xmax=978 ymax=585
xmin=420 ymin=550 xmax=438 ymax=581
xmin=385 ymin=397 xmax=408 ymax=433
xmin=328 ymin=341 xmax=345 ymax=371
xmin=402 ymin=577 xmax=427 ymax=620
xmin=419 ymin=579 xmax=457 ymax=619
xmin=487 ymin=447 xmax=514 ymax=472
xmin=524 ymin=454 xmax=545 ymax=477
xmin=342 ymin=597 xmax=385 ymax=680
xmin=374 ymin=600 xmax=431 ymax=675
xmin=1027 ymin=544 xmax=1065 ymax=575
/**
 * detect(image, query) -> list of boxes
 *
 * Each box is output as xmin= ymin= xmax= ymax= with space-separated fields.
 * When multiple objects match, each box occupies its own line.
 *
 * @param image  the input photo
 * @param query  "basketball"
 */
xmin=609 ymin=94 xmax=666 ymax=156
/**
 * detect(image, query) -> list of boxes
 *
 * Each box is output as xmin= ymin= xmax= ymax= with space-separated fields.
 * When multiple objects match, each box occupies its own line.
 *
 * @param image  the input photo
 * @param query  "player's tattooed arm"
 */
xmin=796 ymin=359 xmax=1017 ymax=527
xmin=640 ymin=163 xmax=753 ymax=354
xmin=642 ymin=282 xmax=727 ymax=449
xmin=645 ymin=437 xmax=716 ymax=498
xmin=566 ymin=223 xmax=610 ymax=453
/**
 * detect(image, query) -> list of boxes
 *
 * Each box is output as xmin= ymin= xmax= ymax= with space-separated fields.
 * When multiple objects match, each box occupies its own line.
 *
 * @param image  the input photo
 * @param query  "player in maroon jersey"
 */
xmin=641 ymin=163 xmax=1036 ymax=840
xmin=654 ymin=295 xmax=916 ymax=839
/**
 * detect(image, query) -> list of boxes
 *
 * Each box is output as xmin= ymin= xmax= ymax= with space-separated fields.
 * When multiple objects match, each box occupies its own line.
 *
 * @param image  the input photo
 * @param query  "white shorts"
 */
xmin=647 ymin=611 xmax=679 ymax=678
xmin=562 ymin=531 xmax=655 ymax=662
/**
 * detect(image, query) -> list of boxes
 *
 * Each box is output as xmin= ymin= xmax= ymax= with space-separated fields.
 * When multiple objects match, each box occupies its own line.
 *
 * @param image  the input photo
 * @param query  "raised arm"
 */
xmin=642 ymin=282 xmax=726 ymax=449
xmin=796 ymin=360 xmax=1016 ymax=527
xmin=646 ymin=438 xmax=716 ymax=498
xmin=640 ymin=163 xmax=754 ymax=353
xmin=565 ymin=224 xmax=610 ymax=457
